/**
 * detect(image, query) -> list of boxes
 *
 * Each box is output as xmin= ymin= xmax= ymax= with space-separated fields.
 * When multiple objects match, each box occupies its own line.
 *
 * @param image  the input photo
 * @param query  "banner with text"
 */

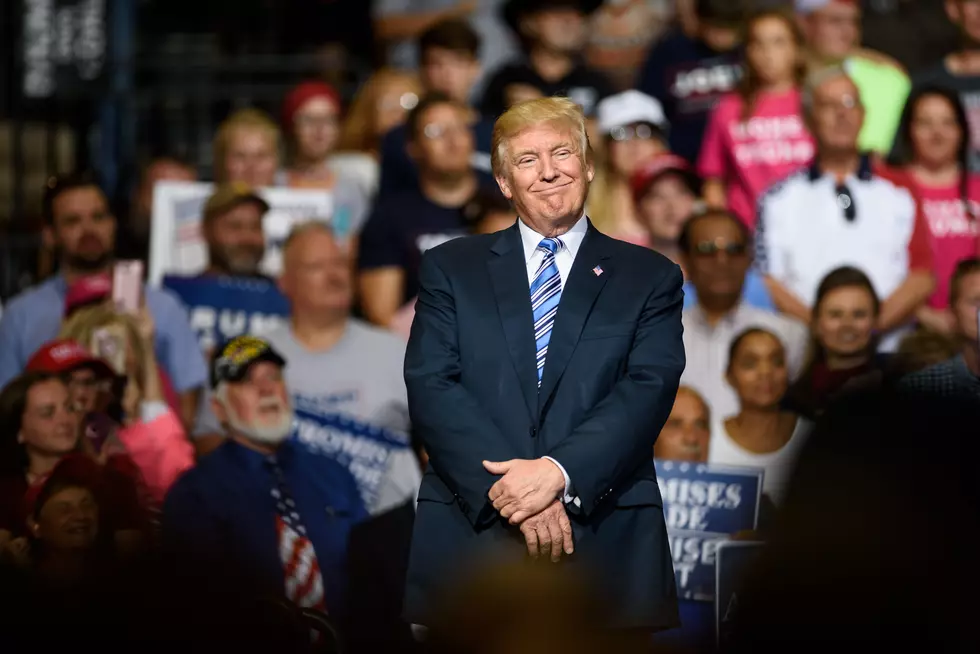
xmin=162 ymin=275 xmax=291 ymax=355
xmin=715 ymin=540 xmax=765 ymax=649
xmin=292 ymin=393 xmax=413 ymax=511
xmin=149 ymin=181 xmax=333 ymax=286
xmin=656 ymin=459 xmax=764 ymax=601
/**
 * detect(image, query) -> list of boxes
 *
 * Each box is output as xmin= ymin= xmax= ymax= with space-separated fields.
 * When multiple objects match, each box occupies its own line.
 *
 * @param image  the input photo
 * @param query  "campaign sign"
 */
xmin=656 ymin=460 xmax=764 ymax=601
xmin=148 ymin=181 xmax=333 ymax=286
xmin=715 ymin=540 xmax=765 ymax=649
xmin=291 ymin=393 xmax=412 ymax=511
xmin=162 ymin=275 xmax=291 ymax=354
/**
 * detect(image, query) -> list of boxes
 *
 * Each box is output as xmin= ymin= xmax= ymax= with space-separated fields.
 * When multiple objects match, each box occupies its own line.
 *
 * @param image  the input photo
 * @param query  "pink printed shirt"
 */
xmin=904 ymin=171 xmax=980 ymax=309
xmin=698 ymin=88 xmax=815 ymax=230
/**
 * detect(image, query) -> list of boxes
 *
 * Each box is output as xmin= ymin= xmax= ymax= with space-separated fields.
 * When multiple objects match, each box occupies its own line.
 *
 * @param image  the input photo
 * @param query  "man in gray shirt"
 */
xmin=196 ymin=222 xmax=422 ymax=514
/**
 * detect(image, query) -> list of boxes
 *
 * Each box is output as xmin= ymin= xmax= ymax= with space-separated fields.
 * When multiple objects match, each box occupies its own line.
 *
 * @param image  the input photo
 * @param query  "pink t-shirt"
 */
xmin=907 ymin=173 xmax=980 ymax=309
xmin=697 ymin=89 xmax=815 ymax=230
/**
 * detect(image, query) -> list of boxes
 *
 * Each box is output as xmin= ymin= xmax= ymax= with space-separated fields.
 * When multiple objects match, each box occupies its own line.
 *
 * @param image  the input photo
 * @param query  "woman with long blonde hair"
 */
xmin=60 ymin=306 xmax=193 ymax=503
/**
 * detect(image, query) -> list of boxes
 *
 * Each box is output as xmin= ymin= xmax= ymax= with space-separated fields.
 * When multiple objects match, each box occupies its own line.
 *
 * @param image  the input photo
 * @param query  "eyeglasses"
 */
xmin=609 ymin=124 xmax=660 ymax=142
xmin=815 ymin=94 xmax=858 ymax=111
xmin=294 ymin=114 xmax=338 ymax=129
xmin=693 ymin=240 xmax=748 ymax=258
xmin=423 ymin=122 xmax=469 ymax=140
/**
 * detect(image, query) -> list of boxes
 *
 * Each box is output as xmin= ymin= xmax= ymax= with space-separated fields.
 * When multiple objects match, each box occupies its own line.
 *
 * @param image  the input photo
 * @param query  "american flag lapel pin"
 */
xmin=592 ymin=265 xmax=604 ymax=277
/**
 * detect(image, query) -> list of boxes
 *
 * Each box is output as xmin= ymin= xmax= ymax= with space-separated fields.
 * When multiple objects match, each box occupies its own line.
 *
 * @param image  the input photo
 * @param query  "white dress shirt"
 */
xmin=518 ymin=216 xmax=588 ymax=505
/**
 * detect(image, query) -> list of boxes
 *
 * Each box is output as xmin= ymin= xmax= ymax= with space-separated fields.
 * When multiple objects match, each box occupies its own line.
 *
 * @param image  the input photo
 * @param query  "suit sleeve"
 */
xmin=404 ymin=250 xmax=520 ymax=529
xmin=545 ymin=264 xmax=685 ymax=517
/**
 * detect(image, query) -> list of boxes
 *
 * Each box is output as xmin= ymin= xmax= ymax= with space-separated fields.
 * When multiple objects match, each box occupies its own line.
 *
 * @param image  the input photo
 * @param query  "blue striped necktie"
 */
xmin=531 ymin=237 xmax=564 ymax=387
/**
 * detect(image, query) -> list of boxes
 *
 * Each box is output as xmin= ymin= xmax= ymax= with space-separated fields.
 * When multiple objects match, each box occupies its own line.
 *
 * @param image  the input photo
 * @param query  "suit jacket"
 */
xmin=403 ymin=220 xmax=685 ymax=630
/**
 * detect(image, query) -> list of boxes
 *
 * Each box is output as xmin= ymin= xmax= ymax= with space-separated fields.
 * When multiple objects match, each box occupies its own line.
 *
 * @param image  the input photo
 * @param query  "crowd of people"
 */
xmin=1 ymin=0 xmax=979 ymax=651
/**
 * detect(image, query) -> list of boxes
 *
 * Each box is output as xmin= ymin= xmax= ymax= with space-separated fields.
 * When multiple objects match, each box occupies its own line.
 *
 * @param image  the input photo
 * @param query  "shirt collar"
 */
xmin=224 ymin=437 xmax=296 ymax=471
xmin=807 ymin=153 xmax=874 ymax=183
xmin=518 ymin=215 xmax=588 ymax=263
xmin=687 ymin=299 xmax=748 ymax=331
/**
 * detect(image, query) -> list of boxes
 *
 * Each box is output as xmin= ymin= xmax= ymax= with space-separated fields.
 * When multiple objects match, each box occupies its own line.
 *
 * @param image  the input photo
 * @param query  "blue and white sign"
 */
xmin=162 ymin=275 xmax=291 ymax=354
xmin=656 ymin=460 xmax=764 ymax=601
xmin=715 ymin=540 xmax=765 ymax=648
xmin=291 ymin=394 xmax=412 ymax=511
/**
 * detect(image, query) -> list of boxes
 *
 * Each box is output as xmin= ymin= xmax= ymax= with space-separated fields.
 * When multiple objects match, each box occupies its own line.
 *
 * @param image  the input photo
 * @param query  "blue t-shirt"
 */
xmin=378 ymin=119 xmax=495 ymax=197
xmin=683 ymin=270 xmax=774 ymax=312
xmin=357 ymin=186 xmax=495 ymax=304
xmin=635 ymin=29 xmax=742 ymax=164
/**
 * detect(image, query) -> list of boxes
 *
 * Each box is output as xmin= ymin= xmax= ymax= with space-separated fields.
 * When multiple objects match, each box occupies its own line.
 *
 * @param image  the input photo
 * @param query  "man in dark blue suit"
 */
xmin=404 ymin=96 xmax=684 ymax=633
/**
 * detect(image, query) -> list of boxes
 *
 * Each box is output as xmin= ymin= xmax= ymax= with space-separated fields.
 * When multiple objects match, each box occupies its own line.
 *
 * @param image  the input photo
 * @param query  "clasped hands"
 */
xmin=483 ymin=458 xmax=573 ymax=562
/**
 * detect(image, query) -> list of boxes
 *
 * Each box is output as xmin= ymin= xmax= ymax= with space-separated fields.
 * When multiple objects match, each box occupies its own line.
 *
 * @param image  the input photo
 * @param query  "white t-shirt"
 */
xmin=707 ymin=416 xmax=810 ymax=506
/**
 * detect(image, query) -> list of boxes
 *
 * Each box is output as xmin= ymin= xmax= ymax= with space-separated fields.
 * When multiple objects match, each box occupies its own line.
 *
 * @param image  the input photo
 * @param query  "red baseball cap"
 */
xmin=64 ymin=273 xmax=112 ymax=317
xmin=26 ymin=339 xmax=115 ymax=379
xmin=630 ymin=154 xmax=703 ymax=201
xmin=281 ymin=81 xmax=341 ymax=132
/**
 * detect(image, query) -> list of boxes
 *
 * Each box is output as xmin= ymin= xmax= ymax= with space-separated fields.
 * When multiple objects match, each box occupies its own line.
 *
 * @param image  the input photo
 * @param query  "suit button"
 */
xmin=529 ymin=427 xmax=537 ymax=438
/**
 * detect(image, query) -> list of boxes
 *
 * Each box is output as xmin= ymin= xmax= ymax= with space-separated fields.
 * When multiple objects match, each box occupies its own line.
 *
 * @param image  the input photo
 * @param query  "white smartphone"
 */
xmin=112 ymin=260 xmax=144 ymax=315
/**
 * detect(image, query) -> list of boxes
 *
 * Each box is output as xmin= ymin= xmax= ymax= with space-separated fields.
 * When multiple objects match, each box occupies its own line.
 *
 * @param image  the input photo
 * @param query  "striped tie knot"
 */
xmin=538 ymin=237 xmax=563 ymax=255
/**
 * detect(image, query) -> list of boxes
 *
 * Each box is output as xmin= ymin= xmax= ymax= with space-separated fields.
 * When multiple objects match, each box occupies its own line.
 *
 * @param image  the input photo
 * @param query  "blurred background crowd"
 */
xmin=1 ymin=0 xmax=980 ymax=651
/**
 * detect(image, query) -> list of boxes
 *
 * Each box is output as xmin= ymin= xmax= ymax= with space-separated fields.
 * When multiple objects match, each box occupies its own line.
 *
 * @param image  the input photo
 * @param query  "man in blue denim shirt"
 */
xmin=0 ymin=173 xmax=207 ymax=426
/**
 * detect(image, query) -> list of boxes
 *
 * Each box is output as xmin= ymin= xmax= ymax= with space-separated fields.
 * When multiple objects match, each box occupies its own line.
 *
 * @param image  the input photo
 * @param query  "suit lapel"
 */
xmin=538 ymin=224 xmax=612 ymax=409
xmin=487 ymin=224 xmax=538 ymax=422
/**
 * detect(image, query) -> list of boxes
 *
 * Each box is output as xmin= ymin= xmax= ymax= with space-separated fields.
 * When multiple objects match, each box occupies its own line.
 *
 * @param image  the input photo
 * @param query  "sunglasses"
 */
xmin=693 ymin=241 xmax=748 ymax=257
xmin=609 ymin=123 xmax=660 ymax=142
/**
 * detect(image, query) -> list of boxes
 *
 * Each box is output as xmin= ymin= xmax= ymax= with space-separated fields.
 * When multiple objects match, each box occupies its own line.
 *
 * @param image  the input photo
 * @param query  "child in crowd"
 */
xmin=699 ymin=9 xmax=814 ymax=229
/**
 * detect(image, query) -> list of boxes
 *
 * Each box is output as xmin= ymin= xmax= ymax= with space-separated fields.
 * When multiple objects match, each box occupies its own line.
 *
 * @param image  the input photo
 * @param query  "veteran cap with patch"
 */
xmin=210 ymin=335 xmax=286 ymax=389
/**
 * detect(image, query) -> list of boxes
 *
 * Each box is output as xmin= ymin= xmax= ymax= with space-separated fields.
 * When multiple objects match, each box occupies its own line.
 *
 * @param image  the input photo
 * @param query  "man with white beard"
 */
xmin=161 ymin=335 xmax=368 ymax=615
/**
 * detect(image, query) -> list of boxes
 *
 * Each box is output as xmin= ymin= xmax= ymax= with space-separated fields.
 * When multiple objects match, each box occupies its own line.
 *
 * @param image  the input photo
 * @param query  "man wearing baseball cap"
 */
xmin=796 ymin=0 xmax=910 ymax=155
xmin=162 ymin=334 xmax=366 ymax=615
xmin=27 ymin=339 xmax=115 ymax=415
xmin=200 ymin=183 xmax=271 ymax=279
xmin=630 ymin=153 xmax=703 ymax=264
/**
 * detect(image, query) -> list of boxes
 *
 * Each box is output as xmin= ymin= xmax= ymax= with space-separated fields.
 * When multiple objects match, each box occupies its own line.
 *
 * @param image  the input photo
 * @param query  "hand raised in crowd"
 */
xmin=520 ymin=500 xmax=574 ymax=562
xmin=484 ymin=458 xmax=566 ymax=524
xmin=136 ymin=305 xmax=156 ymax=344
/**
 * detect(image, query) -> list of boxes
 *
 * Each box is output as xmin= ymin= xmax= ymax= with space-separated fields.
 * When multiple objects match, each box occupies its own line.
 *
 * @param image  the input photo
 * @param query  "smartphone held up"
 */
xmin=112 ymin=260 xmax=144 ymax=315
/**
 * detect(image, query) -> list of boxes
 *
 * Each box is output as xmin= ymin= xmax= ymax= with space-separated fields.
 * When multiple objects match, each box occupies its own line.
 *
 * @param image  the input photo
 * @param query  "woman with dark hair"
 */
xmin=0 ymin=373 xmax=147 ymax=558
xmin=886 ymin=85 xmax=980 ymax=335
xmin=784 ymin=266 xmax=887 ymax=419
xmin=710 ymin=327 xmax=808 ymax=509
xmin=698 ymin=9 xmax=814 ymax=230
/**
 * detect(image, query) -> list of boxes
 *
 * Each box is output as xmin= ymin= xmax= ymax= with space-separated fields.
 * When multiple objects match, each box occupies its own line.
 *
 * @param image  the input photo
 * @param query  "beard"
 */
xmin=209 ymin=244 xmax=265 ymax=276
xmin=64 ymin=251 xmax=112 ymax=272
xmin=224 ymin=397 xmax=294 ymax=445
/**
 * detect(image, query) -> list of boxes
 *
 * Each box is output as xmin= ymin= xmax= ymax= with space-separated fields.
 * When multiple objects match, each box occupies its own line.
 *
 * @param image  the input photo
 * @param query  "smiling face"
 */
xmin=727 ymin=331 xmax=789 ymax=410
xmin=910 ymin=93 xmax=963 ymax=170
xmin=19 ymin=378 xmax=80 ymax=462
xmin=33 ymin=485 xmax=99 ymax=551
xmin=814 ymin=285 xmax=877 ymax=361
xmin=496 ymin=121 xmax=594 ymax=234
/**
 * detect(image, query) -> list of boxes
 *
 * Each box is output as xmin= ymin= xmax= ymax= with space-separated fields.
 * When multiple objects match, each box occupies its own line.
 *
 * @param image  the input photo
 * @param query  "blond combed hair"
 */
xmin=59 ymin=305 xmax=149 ymax=388
xmin=212 ymin=108 xmax=282 ymax=181
xmin=491 ymin=97 xmax=591 ymax=178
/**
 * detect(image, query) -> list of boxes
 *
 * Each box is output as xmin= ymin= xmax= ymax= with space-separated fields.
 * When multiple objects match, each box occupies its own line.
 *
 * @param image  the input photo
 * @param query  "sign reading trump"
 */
xmin=655 ymin=460 xmax=763 ymax=601
xmin=162 ymin=275 xmax=291 ymax=354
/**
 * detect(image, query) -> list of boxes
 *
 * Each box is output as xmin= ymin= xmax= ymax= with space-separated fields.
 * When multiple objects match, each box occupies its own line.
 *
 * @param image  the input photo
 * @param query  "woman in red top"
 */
xmin=698 ymin=9 xmax=814 ymax=229
xmin=888 ymin=86 xmax=980 ymax=335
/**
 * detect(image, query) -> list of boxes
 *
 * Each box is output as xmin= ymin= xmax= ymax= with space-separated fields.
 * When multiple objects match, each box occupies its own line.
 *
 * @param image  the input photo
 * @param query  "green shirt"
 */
xmin=846 ymin=56 xmax=911 ymax=155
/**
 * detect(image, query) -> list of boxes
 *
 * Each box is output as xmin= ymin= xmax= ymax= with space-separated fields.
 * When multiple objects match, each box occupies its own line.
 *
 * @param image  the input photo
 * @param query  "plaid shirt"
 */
xmin=900 ymin=355 xmax=980 ymax=402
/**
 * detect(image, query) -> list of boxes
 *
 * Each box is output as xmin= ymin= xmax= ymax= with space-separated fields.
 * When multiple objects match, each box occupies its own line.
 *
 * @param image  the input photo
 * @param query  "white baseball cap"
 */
xmin=596 ymin=90 xmax=669 ymax=135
